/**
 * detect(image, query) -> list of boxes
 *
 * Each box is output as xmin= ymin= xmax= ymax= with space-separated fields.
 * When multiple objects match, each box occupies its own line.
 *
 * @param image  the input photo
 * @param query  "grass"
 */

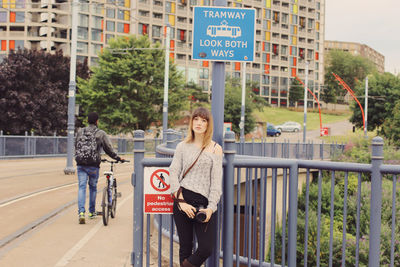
xmin=253 ymin=106 xmax=351 ymax=131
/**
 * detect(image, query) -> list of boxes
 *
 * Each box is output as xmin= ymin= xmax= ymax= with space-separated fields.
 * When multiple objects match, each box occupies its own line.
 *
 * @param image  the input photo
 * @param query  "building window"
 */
xmin=117 ymin=22 xmax=129 ymax=33
xmin=91 ymin=3 xmax=103 ymax=15
xmin=79 ymin=14 xmax=89 ymax=27
xmin=15 ymin=40 xmax=24 ymax=49
xmin=273 ymin=11 xmax=279 ymax=23
xmin=77 ymin=42 xmax=88 ymax=53
xmin=1 ymin=40 xmax=6 ymax=51
xmin=152 ymin=25 xmax=161 ymax=37
xmin=79 ymin=0 xmax=89 ymax=12
xmin=0 ymin=12 xmax=6 ymax=22
xmin=153 ymin=12 xmax=163 ymax=19
xmin=273 ymin=44 xmax=279 ymax=55
xmin=199 ymin=68 xmax=209 ymax=79
xmin=92 ymin=16 xmax=102 ymax=29
xmin=299 ymin=48 xmax=305 ymax=59
xmin=178 ymin=29 xmax=186 ymax=41
xmin=16 ymin=0 xmax=25 ymax=8
xmin=106 ymin=21 xmax=115 ymax=32
xmin=106 ymin=8 xmax=115 ymax=18
xmin=78 ymin=27 xmax=88 ymax=40
xmin=138 ymin=23 xmax=148 ymax=35
xmin=91 ymin=43 xmax=102 ymax=55
xmin=91 ymin=29 xmax=102 ymax=41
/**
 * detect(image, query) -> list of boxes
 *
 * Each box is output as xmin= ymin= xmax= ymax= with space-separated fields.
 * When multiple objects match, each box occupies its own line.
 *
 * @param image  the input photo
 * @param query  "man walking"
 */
xmin=75 ymin=112 xmax=123 ymax=224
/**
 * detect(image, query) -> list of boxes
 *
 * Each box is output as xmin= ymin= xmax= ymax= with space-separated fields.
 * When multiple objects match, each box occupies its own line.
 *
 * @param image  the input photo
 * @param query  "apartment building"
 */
xmin=325 ymin=40 xmax=385 ymax=73
xmin=0 ymin=0 xmax=325 ymax=107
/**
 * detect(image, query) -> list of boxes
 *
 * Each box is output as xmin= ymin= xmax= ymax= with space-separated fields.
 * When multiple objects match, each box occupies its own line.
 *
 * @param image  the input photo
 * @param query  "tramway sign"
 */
xmin=192 ymin=6 xmax=256 ymax=62
xmin=144 ymin=168 xmax=173 ymax=214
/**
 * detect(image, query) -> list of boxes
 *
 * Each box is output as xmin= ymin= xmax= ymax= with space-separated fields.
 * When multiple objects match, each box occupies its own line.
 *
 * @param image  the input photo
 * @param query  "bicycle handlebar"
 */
xmin=101 ymin=158 xmax=130 ymax=163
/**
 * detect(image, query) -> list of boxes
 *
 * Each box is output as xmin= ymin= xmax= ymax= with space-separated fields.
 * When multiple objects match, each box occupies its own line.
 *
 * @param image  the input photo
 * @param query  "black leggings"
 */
xmin=173 ymin=187 xmax=217 ymax=267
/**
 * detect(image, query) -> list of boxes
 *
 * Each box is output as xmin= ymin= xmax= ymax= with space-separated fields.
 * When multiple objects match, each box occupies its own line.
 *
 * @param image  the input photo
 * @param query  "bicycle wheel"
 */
xmin=110 ymin=184 xmax=117 ymax=218
xmin=101 ymin=187 xmax=110 ymax=226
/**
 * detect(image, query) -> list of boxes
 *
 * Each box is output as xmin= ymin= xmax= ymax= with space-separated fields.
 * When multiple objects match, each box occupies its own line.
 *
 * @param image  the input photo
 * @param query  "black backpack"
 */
xmin=75 ymin=127 xmax=99 ymax=165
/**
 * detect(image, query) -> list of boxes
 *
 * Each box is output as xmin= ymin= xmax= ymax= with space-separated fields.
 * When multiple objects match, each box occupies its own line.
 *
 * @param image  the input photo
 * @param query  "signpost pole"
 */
xmin=163 ymin=25 xmax=170 ymax=143
xmin=240 ymin=62 xmax=246 ymax=143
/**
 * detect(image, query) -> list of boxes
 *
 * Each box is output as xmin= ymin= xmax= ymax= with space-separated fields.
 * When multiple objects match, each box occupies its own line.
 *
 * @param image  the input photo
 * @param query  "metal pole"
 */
xmin=302 ymin=61 xmax=309 ymax=143
xmin=364 ymin=77 xmax=368 ymax=138
xmin=132 ymin=130 xmax=145 ymax=266
xmin=211 ymin=0 xmax=227 ymax=146
xmin=369 ymin=136 xmax=383 ymax=267
xmin=240 ymin=62 xmax=246 ymax=143
xmin=209 ymin=2 xmax=226 ymax=266
xmin=162 ymin=25 xmax=170 ymax=143
xmin=223 ymin=131 xmax=235 ymax=267
xmin=64 ymin=0 xmax=78 ymax=174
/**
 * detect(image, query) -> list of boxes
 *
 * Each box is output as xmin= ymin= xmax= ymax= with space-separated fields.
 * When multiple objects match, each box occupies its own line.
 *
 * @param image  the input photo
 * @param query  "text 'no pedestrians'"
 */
xmin=192 ymin=7 xmax=256 ymax=62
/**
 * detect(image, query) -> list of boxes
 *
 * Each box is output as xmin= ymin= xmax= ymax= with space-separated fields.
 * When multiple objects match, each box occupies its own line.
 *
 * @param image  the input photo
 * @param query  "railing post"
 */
xmin=223 ymin=131 xmax=235 ymax=267
xmin=288 ymin=163 xmax=299 ymax=267
xmin=320 ymin=140 xmax=324 ymax=160
xmin=31 ymin=131 xmax=36 ymax=156
xmin=0 ymin=130 xmax=4 ymax=157
xmin=24 ymin=131 xmax=28 ymax=156
xmin=166 ymin=129 xmax=175 ymax=149
xmin=132 ymin=130 xmax=145 ymax=267
xmin=369 ymin=136 xmax=383 ymax=267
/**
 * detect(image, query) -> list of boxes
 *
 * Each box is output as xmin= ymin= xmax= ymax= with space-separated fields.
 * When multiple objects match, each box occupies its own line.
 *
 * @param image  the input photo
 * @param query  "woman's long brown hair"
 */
xmin=185 ymin=107 xmax=213 ymax=148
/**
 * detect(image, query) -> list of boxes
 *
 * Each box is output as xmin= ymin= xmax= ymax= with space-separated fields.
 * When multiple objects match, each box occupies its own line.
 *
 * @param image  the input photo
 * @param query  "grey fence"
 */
xmin=0 ymin=131 xmax=162 ymax=158
xmin=132 ymin=130 xmax=400 ymax=267
xmin=0 ymin=130 xmax=344 ymax=160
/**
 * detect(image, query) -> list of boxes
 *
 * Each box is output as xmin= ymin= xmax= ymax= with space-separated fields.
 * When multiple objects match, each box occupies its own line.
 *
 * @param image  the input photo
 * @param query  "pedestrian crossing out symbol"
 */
xmin=150 ymin=169 xmax=170 ymax=192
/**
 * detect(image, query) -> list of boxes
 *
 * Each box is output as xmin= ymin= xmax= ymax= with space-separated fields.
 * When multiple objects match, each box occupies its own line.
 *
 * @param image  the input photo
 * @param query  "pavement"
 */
xmin=0 ymin=157 xmax=145 ymax=267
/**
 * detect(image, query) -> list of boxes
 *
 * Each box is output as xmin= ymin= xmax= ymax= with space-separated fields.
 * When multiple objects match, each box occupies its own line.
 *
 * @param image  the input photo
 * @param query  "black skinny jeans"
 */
xmin=173 ymin=187 xmax=217 ymax=267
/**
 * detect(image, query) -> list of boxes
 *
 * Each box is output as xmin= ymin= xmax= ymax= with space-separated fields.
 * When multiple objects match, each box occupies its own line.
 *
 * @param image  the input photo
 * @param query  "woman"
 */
xmin=169 ymin=107 xmax=223 ymax=267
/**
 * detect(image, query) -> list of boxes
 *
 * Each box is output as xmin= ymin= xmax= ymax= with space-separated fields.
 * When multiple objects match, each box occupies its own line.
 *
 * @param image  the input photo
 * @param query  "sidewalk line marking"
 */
xmin=54 ymin=193 xmax=133 ymax=267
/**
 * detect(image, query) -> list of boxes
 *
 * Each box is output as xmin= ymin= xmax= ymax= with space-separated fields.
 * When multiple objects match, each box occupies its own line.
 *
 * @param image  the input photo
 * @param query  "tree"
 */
xmin=0 ymin=49 xmax=89 ymax=135
xmin=185 ymin=81 xmax=209 ymax=113
xmin=77 ymin=35 xmax=187 ymax=135
xmin=322 ymin=50 xmax=376 ymax=104
xmin=223 ymin=78 xmax=266 ymax=136
xmin=350 ymin=72 xmax=400 ymax=134
xmin=289 ymin=78 xmax=303 ymax=106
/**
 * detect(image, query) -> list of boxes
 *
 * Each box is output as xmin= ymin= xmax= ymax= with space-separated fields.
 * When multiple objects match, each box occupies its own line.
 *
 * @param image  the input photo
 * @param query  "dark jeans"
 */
xmin=173 ymin=187 xmax=217 ymax=267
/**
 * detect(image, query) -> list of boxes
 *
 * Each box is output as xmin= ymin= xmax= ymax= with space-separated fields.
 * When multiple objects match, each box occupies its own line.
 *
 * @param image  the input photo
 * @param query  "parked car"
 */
xmin=275 ymin=121 xmax=301 ymax=132
xmin=266 ymin=123 xmax=281 ymax=137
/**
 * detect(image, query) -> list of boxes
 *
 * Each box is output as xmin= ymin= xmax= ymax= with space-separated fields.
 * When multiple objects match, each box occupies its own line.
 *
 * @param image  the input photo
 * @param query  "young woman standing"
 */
xmin=169 ymin=107 xmax=223 ymax=267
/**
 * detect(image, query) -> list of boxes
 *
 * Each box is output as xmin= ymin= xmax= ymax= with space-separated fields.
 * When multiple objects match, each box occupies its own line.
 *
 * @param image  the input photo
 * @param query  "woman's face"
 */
xmin=192 ymin=116 xmax=208 ymax=135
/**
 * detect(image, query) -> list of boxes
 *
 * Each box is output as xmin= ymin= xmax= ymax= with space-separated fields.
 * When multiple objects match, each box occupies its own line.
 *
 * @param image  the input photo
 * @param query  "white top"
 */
xmin=169 ymin=141 xmax=223 ymax=212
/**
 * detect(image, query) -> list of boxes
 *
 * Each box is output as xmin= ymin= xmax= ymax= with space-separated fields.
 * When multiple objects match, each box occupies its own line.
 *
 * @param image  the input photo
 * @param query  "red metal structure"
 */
xmin=332 ymin=72 xmax=365 ymax=131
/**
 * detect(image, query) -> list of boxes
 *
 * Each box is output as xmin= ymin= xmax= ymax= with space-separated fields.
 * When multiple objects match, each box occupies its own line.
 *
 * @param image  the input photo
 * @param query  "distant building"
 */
xmin=324 ymin=40 xmax=385 ymax=73
xmin=0 ymin=0 xmax=326 ymax=108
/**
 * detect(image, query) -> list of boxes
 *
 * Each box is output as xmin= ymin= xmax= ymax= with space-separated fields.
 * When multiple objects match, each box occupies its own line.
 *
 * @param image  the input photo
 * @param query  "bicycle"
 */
xmin=100 ymin=158 xmax=129 ymax=226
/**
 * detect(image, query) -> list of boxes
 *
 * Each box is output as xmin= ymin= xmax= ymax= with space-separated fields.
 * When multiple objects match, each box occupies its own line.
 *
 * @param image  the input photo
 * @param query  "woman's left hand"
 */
xmin=199 ymin=208 xmax=213 ymax=222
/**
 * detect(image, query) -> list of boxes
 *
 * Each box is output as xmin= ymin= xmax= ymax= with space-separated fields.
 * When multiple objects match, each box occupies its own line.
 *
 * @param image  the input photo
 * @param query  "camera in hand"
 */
xmin=195 ymin=205 xmax=207 ymax=223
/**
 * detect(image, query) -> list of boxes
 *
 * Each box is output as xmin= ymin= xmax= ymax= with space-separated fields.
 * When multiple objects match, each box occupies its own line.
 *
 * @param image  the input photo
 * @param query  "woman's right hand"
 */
xmin=178 ymin=202 xmax=197 ymax=219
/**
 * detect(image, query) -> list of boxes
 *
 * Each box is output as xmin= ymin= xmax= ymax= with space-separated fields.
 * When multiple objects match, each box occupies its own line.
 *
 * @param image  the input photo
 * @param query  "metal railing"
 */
xmin=131 ymin=129 xmax=400 ymax=267
xmin=0 ymin=131 xmax=162 ymax=158
xmin=0 ymin=129 xmax=344 ymax=161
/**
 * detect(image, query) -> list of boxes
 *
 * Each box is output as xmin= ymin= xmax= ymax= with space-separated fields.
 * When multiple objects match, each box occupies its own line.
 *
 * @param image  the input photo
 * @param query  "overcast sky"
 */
xmin=325 ymin=0 xmax=400 ymax=74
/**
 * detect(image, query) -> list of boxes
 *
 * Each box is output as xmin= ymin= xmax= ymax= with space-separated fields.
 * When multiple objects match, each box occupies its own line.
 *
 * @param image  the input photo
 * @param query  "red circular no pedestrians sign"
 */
xmin=150 ymin=169 xmax=170 ymax=192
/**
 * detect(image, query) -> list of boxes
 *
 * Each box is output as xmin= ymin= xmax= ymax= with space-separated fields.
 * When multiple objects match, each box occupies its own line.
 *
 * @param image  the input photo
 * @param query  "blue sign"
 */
xmin=192 ymin=7 xmax=256 ymax=62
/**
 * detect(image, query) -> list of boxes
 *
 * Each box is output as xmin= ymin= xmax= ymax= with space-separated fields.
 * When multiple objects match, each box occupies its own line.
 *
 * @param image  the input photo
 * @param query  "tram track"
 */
xmin=0 ymin=169 xmax=133 ymax=252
